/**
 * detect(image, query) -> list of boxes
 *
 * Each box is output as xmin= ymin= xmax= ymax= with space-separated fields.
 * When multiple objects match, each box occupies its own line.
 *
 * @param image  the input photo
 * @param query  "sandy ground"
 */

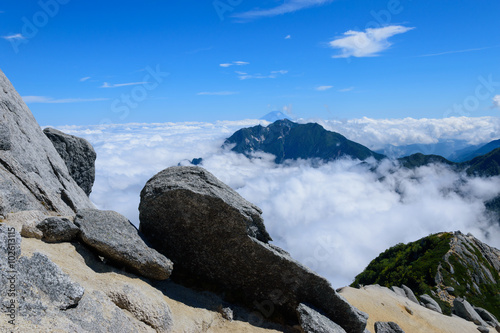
xmin=340 ymin=285 xmax=494 ymax=333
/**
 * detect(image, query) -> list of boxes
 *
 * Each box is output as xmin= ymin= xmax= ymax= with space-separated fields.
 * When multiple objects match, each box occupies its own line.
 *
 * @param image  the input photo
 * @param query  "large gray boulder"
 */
xmin=420 ymin=294 xmax=442 ymax=314
xmin=297 ymin=303 xmax=346 ymax=333
xmin=0 ymin=69 xmax=93 ymax=216
xmin=43 ymin=127 xmax=96 ymax=196
xmin=75 ymin=209 xmax=173 ymax=280
xmin=453 ymin=298 xmax=488 ymax=326
xmin=139 ymin=166 xmax=368 ymax=333
xmin=374 ymin=321 xmax=405 ymax=333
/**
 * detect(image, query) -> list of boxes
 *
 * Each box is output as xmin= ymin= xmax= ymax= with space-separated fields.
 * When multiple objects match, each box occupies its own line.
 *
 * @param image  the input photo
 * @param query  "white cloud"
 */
xmin=338 ymin=87 xmax=354 ymax=92
xmin=285 ymin=35 xmax=292 ymax=40
xmin=220 ymin=61 xmax=249 ymax=68
xmin=22 ymin=96 xmax=109 ymax=104
xmin=239 ymin=70 xmax=288 ymax=80
xmin=315 ymin=116 xmax=500 ymax=149
xmin=233 ymin=0 xmax=333 ymax=20
xmin=57 ymin=117 xmax=500 ymax=288
xmin=329 ymin=25 xmax=414 ymax=58
xmin=80 ymin=76 xmax=91 ymax=82
xmin=101 ymin=82 xmax=148 ymax=88
xmin=2 ymin=33 xmax=24 ymax=40
xmin=197 ymin=91 xmax=239 ymax=96
xmin=493 ymin=95 xmax=500 ymax=109
xmin=316 ymin=85 xmax=333 ymax=91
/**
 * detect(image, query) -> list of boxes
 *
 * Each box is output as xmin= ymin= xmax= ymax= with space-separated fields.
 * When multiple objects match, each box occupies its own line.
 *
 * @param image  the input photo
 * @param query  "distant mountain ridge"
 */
xmin=224 ymin=119 xmax=385 ymax=163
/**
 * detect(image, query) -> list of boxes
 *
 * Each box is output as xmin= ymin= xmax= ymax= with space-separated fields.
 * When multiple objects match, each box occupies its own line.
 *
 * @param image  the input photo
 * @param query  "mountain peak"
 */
xmin=224 ymin=119 xmax=384 ymax=163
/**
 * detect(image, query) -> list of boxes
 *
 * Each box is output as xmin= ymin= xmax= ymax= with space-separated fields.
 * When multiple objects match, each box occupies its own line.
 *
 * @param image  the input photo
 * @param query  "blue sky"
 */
xmin=1 ymin=0 xmax=500 ymax=126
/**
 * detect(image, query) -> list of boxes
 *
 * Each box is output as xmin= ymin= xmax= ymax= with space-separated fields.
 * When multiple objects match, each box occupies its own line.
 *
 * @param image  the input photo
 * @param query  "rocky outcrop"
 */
xmin=139 ymin=166 xmax=368 ymax=333
xmin=75 ymin=209 xmax=173 ymax=280
xmin=44 ymin=127 xmax=96 ymax=196
xmin=374 ymin=322 xmax=405 ymax=333
xmin=0 ymin=69 xmax=93 ymax=216
xmin=420 ymin=294 xmax=442 ymax=314
xmin=36 ymin=216 xmax=80 ymax=243
xmin=401 ymin=285 xmax=419 ymax=304
xmin=296 ymin=303 xmax=347 ymax=333
xmin=353 ymin=231 xmax=500 ymax=320
xmin=453 ymin=298 xmax=488 ymax=326
xmin=474 ymin=307 xmax=499 ymax=329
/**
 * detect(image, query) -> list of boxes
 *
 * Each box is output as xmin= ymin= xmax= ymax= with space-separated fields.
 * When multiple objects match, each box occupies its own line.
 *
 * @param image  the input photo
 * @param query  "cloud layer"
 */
xmin=56 ymin=117 xmax=500 ymax=287
xmin=329 ymin=25 xmax=414 ymax=58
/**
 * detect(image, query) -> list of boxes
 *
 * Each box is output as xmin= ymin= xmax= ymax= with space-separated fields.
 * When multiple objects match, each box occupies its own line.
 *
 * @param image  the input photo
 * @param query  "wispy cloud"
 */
xmin=316 ymin=85 xmax=333 ymax=91
xmin=80 ymin=76 xmax=91 ymax=82
xmin=419 ymin=45 xmax=499 ymax=57
xmin=2 ymin=33 xmax=24 ymax=40
xmin=233 ymin=0 xmax=333 ymax=20
xmin=23 ymin=96 xmax=109 ymax=104
xmin=101 ymin=82 xmax=148 ymax=88
xmin=285 ymin=35 xmax=292 ymax=40
xmin=493 ymin=95 xmax=500 ymax=109
xmin=238 ymin=70 xmax=288 ymax=80
xmin=197 ymin=91 xmax=239 ymax=96
xmin=338 ymin=87 xmax=354 ymax=92
xmin=329 ymin=25 xmax=414 ymax=58
xmin=220 ymin=61 xmax=249 ymax=68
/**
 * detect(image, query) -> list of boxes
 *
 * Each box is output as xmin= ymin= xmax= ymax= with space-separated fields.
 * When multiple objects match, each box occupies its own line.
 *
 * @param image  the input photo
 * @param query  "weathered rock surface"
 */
xmin=474 ymin=306 xmax=499 ymax=327
xmin=139 ymin=166 xmax=368 ymax=333
xmin=453 ymin=298 xmax=487 ymax=326
xmin=0 ymin=69 xmax=93 ymax=216
xmin=420 ymin=294 xmax=442 ymax=314
xmin=390 ymin=286 xmax=406 ymax=298
xmin=75 ymin=209 xmax=173 ymax=280
xmin=44 ymin=127 xmax=96 ymax=196
xmin=401 ymin=285 xmax=419 ymax=304
xmin=297 ymin=303 xmax=347 ymax=333
xmin=374 ymin=321 xmax=405 ymax=333
xmin=0 ymin=225 xmax=84 ymax=320
xmin=36 ymin=216 xmax=79 ymax=242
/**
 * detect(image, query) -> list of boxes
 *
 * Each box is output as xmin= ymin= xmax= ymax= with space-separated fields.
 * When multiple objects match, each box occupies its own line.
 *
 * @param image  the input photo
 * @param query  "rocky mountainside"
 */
xmin=0 ymin=69 xmax=93 ymax=216
xmin=224 ymin=119 xmax=384 ymax=163
xmin=351 ymin=232 xmax=500 ymax=329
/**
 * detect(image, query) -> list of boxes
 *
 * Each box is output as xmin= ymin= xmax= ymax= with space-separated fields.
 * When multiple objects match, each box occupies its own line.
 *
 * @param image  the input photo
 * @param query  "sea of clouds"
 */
xmin=56 ymin=116 xmax=500 ymax=287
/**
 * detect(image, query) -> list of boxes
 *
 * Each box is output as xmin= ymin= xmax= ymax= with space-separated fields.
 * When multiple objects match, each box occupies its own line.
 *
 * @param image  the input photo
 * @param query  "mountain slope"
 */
xmin=224 ymin=119 xmax=384 ymax=163
xmin=463 ymin=147 xmax=500 ymax=177
xmin=453 ymin=139 xmax=500 ymax=162
xmin=351 ymin=232 xmax=500 ymax=319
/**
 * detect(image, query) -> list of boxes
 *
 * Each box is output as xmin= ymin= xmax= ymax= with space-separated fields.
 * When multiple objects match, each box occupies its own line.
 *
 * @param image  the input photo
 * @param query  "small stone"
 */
xmin=374 ymin=321 xmax=405 ymax=333
xmin=219 ymin=307 xmax=233 ymax=321
xmin=36 ymin=217 xmax=80 ymax=243
xmin=477 ymin=327 xmax=489 ymax=333
xmin=297 ymin=303 xmax=347 ymax=333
